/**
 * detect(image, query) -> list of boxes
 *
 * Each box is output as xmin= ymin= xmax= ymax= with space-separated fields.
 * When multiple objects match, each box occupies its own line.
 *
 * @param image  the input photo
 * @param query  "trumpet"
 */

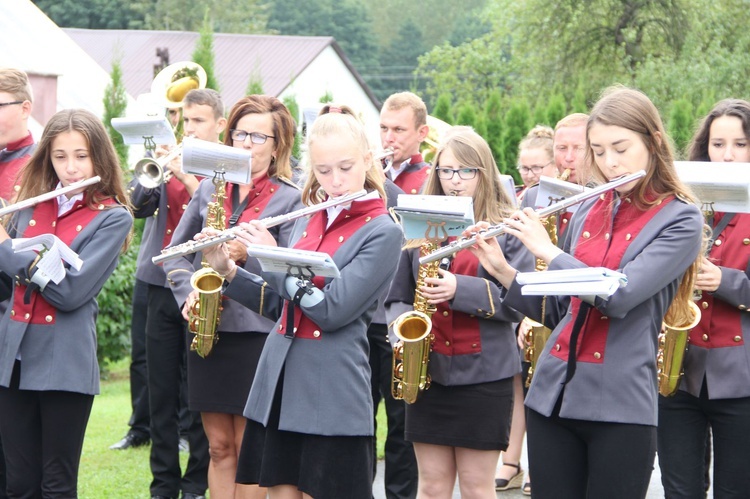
xmin=152 ymin=189 xmax=368 ymax=264
xmin=0 ymin=177 xmax=101 ymax=217
xmin=419 ymin=170 xmax=647 ymax=265
xmin=134 ymin=144 xmax=183 ymax=189
xmin=376 ymin=148 xmax=394 ymax=171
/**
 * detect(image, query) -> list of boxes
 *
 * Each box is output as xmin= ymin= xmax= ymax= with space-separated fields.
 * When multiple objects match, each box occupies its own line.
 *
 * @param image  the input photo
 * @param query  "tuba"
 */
xmin=151 ymin=61 xmax=207 ymax=142
xmin=188 ymin=174 xmax=226 ymax=358
xmin=420 ymin=115 xmax=451 ymax=164
xmin=391 ymin=242 xmax=440 ymax=404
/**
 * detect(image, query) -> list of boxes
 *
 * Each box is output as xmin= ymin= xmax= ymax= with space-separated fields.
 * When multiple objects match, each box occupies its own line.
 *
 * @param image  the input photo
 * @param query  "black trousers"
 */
xmin=658 ymin=384 xmax=750 ymax=498
xmin=127 ymin=279 xmax=191 ymax=440
xmin=0 ymin=431 xmax=7 ymax=499
xmin=526 ymin=401 xmax=656 ymax=499
xmin=127 ymin=279 xmax=150 ymax=438
xmin=0 ymin=362 xmax=94 ymax=499
xmin=368 ymin=323 xmax=418 ymax=499
xmin=146 ymin=285 xmax=209 ymax=498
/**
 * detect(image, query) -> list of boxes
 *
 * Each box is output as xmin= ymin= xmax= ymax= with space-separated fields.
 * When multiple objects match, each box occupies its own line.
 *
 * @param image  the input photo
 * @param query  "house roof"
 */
xmin=63 ymin=28 xmax=380 ymax=111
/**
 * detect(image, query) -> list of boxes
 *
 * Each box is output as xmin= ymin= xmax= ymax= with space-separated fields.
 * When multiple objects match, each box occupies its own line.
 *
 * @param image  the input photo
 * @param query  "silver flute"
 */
xmin=152 ymin=189 xmax=368 ymax=264
xmin=419 ymin=170 xmax=647 ymax=264
xmin=0 ymin=176 xmax=102 ymax=217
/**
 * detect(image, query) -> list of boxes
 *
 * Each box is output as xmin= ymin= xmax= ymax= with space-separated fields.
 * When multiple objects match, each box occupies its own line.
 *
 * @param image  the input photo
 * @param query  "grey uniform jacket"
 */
xmin=129 ymin=177 xmax=187 ymax=287
xmin=163 ymin=177 xmax=302 ymax=333
xmin=505 ymin=195 xmax=703 ymax=426
xmin=0 ymin=203 xmax=132 ymax=394
xmin=236 ymin=208 xmax=403 ymax=436
xmin=385 ymin=233 xmax=533 ymax=386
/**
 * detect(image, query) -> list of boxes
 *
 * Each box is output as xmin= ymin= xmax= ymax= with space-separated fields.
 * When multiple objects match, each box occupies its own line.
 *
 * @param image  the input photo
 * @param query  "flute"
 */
xmin=419 ymin=170 xmax=647 ymax=265
xmin=0 ymin=176 xmax=102 ymax=217
xmin=152 ymin=189 xmax=368 ymax=264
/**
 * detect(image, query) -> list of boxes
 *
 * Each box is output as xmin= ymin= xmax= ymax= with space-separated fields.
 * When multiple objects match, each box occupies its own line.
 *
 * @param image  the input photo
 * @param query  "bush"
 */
xmin=96 ymin=224 xmax=141 ymax=373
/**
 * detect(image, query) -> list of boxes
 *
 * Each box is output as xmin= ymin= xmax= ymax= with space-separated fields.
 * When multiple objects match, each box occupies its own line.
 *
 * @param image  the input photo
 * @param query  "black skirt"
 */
xmin=405 ymin=377 xmax=514 ymax=450
xmin=235 ymin=374 xmax=373 ymax=499
xmin=186 ymin=331 xmax=266 ymax=414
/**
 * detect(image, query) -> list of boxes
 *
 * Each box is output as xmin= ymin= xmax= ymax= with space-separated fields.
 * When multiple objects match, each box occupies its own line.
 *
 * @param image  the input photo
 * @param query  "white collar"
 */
xmin=325 ymin=190 xmax=380 ymax=228
xmin=55 ymin=182 xmax=85 ymax=216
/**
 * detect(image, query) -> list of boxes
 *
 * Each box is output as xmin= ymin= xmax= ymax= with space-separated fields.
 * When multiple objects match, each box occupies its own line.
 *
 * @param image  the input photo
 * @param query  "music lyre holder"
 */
xmin=285 ymin=264 xmax=317 ymax=339
xmin=142 ymin=136 xmax=156 ymax=153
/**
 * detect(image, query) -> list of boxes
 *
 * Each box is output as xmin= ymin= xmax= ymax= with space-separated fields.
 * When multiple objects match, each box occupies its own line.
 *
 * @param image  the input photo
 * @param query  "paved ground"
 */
xmin=373 ymin=445 xmax=714 ymax=498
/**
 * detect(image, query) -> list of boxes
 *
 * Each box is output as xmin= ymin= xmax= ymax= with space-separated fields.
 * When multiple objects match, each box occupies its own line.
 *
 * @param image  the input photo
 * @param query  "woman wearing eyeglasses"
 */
xmin=385 ymin=126 xmax=534 ymax=498
xmin=515 ymin=125 xmax=556 ymax=204
xmin=163 ymin=95 xmax=303 ymax=499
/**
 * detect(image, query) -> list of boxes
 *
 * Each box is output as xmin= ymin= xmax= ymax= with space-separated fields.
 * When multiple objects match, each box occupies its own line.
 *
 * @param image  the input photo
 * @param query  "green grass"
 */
xmin=77 ymin=359 xmax=387 ymax=498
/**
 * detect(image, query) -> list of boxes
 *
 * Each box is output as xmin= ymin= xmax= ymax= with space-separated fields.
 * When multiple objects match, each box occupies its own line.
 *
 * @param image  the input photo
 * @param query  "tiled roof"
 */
xmin=63 ymin=28 xmax=379 ymax=110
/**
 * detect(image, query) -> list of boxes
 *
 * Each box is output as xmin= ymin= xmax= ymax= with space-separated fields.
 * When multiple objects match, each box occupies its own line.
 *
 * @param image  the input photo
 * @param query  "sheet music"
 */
xmin=535 ymin=176 xmax=588 ymax=212
xmin=245 ymin=244 xmax=340 ymax=278
xmin=182 ymin=137 xmax=252 ymax=185
xmin=674 ymin=161 xmax=750 ymax=213
xmin=110 ymin=116 xmax=176 ymax=146
xmin=12 ymin=234 xmax=83 ymax=284
xmin=498 ymin=174 xmax=518 ymax=209
xmin=517 ymin=267 xmax=627 ymax=300
xmin=394 ymin=194 xmax=475 ymax=240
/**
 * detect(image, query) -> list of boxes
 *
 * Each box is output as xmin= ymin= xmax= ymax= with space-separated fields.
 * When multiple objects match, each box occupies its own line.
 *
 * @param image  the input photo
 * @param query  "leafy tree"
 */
xmin=142 ymin=0 xmax=271 ymax=33
xmin=546 ymin=93 xmax=568 ymax=128
xmin=484 ymin=90 xmax=505 ymax=169
xmin=502 ymin=98 xmax=531 ymax=178
xmin=33 ymin=0 xmax=144 ymax=29
xmin=432 ymin=93 xmax=454 ymax=124
xmin=667 ymin=98 xmax=695 ymax=159
xmin=102 ymin=55 xmax=128 ymax=169
xmin=532 ymin=100 xmax=548 ymax=128
xmin=282 ymin=95 xmax=302 ymax=160
xmin=372 ymin=19 xmax=429 ymax=102
xmin=192 ymin=10 xmax=220 ymax=92
xmin=456 ymin=102 xmax=479 ymax=130
xmin=319 ymin=90 xmax=334 ymax=103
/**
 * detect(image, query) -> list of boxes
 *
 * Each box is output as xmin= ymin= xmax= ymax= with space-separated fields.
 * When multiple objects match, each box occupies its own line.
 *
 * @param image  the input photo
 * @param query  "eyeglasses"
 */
xmin=229 ymin=129 xmax=275 ymax=145
xmin=518 ymin=162 xmax=553 ymax=174
xmin=435 ymin=167 xmax=479 ymax=180
xmin=0 ymin=101 xmax=23 ymax=108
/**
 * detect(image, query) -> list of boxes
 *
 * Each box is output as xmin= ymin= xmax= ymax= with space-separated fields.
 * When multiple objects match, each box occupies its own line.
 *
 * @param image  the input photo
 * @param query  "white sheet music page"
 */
xmin=244 ymin=244 xmax=340 ymax=278
xmin=110 ymin=116 xmax=176 ymax=146
xmin=516 ymin=267 xmax=627 ymax=300
xmin=12 ymin=234 xmax=83 ymax=284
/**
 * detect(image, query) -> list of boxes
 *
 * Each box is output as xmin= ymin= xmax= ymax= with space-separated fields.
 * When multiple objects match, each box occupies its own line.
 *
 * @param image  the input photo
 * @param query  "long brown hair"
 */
xmin=224 ymin=95 xmax=295 ymax=181
xmin=13 ymin=109 xmax=131 ymax=250
xmin=586 ymin=87 xmax=702 ymax=329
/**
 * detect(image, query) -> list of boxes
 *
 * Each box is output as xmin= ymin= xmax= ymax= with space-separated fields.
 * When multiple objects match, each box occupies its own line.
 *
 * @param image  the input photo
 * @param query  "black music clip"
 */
xmin=142 ymin=136 xmax=156 ymax=153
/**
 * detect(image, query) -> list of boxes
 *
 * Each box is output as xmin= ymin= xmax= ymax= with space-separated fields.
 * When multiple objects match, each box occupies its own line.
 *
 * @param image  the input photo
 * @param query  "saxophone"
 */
xmin=657 ymin=300 xmax=701 ymax=397
xmin=523 ymin=169 xmax=568 ymax=387
xmin=391 ymin=241 xmax=440 ymax=404
xmin=188 ymin=175 xmax=227 ymax=358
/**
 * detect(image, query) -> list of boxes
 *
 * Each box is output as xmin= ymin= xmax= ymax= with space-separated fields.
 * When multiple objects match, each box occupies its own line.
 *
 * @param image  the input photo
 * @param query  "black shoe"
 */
xmin=109 ymin=432 xmax=149 ymax=450
xmin=182 ymin=494 xmax=206 ymax=499
xmin=150 ymin=496 xmax=175 ymax=499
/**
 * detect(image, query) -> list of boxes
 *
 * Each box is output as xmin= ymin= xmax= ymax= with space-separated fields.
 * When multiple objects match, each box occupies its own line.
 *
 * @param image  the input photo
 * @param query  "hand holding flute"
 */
xmin=196 ymin=221 xmax=277 ymax=282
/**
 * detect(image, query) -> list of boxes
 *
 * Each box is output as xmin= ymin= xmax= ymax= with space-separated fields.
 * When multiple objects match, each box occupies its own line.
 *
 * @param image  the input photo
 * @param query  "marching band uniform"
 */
xmin=385 ymin=233 xmax=534 ymax=449
xmin=366 ymin=179 xmax=419 ymax=499
xmin=520 ymin=183 xmax=573 ymax=242
xmin=164 ymin=175 xmax=302 ymax=416
xmin=658 ymin=211 xmax=750 ymax=497
xmin=130 ymin=176 xmax=210 ymax=498
xmin=0 ymin=193 xmax=132 ymax=497
xmin=232 ymin=193 xmax=403 ymax=498
xmin=503 ymin=190 xmax=703 ymax=498
xmin=387 ymin=154 xmax=429 ymax=194
xmin=0 ymin=131 xmax=34 ymax=201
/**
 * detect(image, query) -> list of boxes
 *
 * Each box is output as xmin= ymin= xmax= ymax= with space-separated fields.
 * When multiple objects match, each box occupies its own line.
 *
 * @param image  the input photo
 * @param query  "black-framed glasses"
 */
xmin=435 ymin=167 xmax=479 ymax=180
xmin=0 ymin=101 xmax=23 ymax=108
xmin=229 ymin=129 xmax=275 ymax=145
xmin=518 ymin=162 xmax=553 ymax=174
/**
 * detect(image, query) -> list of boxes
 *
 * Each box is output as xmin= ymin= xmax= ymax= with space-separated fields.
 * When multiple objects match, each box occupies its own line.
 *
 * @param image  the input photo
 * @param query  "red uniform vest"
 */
xmin=277 ymin=198 xmax=387 ymax=340
xmin=551 ymin=192 xmax=672 ymax=364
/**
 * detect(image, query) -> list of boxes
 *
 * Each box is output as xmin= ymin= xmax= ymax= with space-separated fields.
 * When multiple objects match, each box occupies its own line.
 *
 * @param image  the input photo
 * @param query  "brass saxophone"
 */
xmin=188 ymin=175 xmax=227 ymax=358
xmin=391 ymin=241 xmax=440 ymax=404
xmin=658 ymin=300 xmax=701 ymax=397
xmin=523 ymin=168 xmax=568 ymax=387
